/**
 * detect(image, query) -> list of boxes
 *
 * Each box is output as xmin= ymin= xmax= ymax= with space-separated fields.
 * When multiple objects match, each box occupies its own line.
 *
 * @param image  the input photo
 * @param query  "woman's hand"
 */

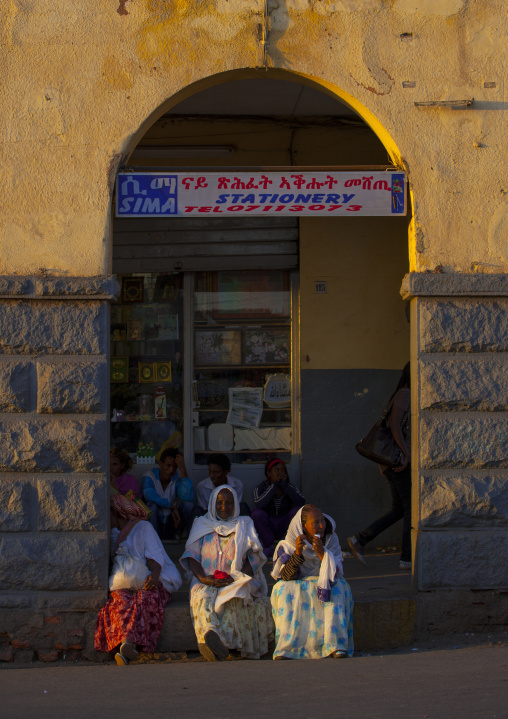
xmin=393 ymin=454 xmax=409 ymax=472
xmin=200 ymin=574 xmax=234 ymax=587
xmin=144 ymin=558 xmax=161 ymax=590
xmin=295 ymin=534 xmax=306 ymax=556
xmin=143 ymin=573 xmax=160 ymax=590
xmin=311 ymin=534 xmax=325 ymax=561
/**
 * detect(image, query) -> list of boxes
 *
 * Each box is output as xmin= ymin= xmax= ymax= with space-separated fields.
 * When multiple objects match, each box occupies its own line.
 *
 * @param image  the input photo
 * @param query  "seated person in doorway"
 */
xmin=194 ymin=453 xmax=250 ymax=518
xmin=142 ymin=448 xmax=194 ymax=539
xmin=94 ymin=494 xmax=182 ymax=666
xmin=252 ymin=458 xmax=305 ymax=558
xmin=180 ymin=485 xmax=274 ymax=661
xmin=270 ymin=504 xmax=354 ymax=660
xmin=110 ymin=447 xmax=142 ymax=499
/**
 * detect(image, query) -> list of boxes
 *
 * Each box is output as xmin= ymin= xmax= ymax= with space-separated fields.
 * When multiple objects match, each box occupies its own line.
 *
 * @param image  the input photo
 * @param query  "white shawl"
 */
xmin=271 ymin=507 xmax=343 ymax=602
xmin=181 ymin=484 xmax=267 ymax=611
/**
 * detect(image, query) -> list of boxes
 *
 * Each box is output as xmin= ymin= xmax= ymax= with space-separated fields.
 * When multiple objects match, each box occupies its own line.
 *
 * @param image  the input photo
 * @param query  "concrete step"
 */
xmin=158 ymin=550 xmax=415 ymax=653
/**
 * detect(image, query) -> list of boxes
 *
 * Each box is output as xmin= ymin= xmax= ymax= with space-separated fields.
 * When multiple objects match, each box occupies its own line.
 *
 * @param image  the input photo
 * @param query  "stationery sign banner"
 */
xmin=116 ymin=171 xmax=406 ymax=218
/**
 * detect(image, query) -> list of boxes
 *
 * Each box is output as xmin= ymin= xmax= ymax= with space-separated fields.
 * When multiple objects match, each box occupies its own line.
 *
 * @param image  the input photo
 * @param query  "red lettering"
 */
xmin=262 ymin=206 xmax=274 ymax=211
xmin=218 ymin=177 xmax=229 ymax=189
xmin=244 ymin=205 xmax=261 ymax=212
xmin=231 ymin=178 xmax=246 ymax=189
xmin=345 ymin=178 xmax=362 ymax=187
xmin=327 ymin=205 xmax=343 ymax=211
xmin=279 ymin=177 xmax=291 ymax=190
xmin=245 ymin=178 xmax=258 ymax=189
xmin=373 ymin=180 xmax=390 ymax=191
xmin=198 ymin=207 xmax=212 ymax=212
xmin=258 ymin=175 xmax=273 ymax=190
xmin=212 ymin=206 xmax=223 ymax=213
xmin=291 ymin=175 xmax=306 ymax=189
xmin=184 ymin=206 xmax=198 ymax=212
xmin=324 ymin=175 xmax=338 ymax=190
xmin=288 ymin=205 xmax=305 ymax=211
xmin=309 ymin=204 xmax=326 ymax=211
xmin=274 ymin=205 xmax=285 ymax=212
xmin=306 ymin=179 xmax=324 ymax=189
xmin=182 ymin=177 xmax=194 ymax=190
xmin=227 ymin=205 xmax=243 ymax=211
xmin=346 ymin=205 xmax=362 ymax=212
xmin=362 ymin=176 xmax=373 ymax=190
xmin=196 ymin=176 xmax=208 ymax=188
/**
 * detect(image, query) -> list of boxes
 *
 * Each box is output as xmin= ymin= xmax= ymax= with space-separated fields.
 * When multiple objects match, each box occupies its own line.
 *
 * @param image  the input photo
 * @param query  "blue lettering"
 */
xmin=295 ymin=194 xmax=311 ymax=203
xmin=259 ymin=194 xmax=272 ymax=203
xmin=312 ymin=194 xmax=325 ymax=203
xmin=342 ymin=194 xmax=355 ymax=203
xmin=216 ymin=194 xmax=230 ymax=204
xmin=241 ymin=194 xmax=256 ymax=203
xmin=325 ymin=194 xmax=341 ymax=204
xmin=279 ymin=194 xmax=294 ymax=203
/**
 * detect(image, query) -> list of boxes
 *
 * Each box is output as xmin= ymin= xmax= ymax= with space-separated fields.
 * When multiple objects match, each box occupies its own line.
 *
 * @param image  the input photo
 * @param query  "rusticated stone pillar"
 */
xmin=0 ymin=276 xmax=118 ymax=662
xmin=402 ymin=273 xmax=508 ymax=634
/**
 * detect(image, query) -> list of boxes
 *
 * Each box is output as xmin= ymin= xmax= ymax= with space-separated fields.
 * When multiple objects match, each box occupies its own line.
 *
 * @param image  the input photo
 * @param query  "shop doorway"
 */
xmin=111 ymin=74 xmax=410 ymax=533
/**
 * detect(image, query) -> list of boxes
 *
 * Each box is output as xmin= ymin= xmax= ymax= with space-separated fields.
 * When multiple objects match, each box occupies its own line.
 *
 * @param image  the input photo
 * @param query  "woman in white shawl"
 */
xmin=180 ymin=485 xmax=274 ymax=661
xmin=271 ymin=504 xmax=354 ymax=659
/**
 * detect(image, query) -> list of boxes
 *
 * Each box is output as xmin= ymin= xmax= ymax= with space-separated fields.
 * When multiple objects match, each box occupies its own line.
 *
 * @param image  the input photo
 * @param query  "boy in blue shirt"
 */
xmin=142 ymin=448 xmax=194 ymax=539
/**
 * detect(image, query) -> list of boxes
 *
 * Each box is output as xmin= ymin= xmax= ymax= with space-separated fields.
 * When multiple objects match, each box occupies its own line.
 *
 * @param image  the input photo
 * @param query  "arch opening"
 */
xmin=111 ymin=72 xmax=411 ymax=547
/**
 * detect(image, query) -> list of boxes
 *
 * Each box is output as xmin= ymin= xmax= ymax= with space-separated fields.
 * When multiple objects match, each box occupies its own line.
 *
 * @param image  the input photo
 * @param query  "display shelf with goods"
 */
xmin=110 ymin=272 xmax=184 ymax=460
xmin=193 ymin=270 xmax=293 ymax=466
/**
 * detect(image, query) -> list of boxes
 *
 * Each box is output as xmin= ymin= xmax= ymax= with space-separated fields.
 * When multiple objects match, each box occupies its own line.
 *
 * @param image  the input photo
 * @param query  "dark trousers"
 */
xmin=251 ymin=506 xmax=300 ymax=552
xmin=357 ymin=464 xmax=412 ymax=562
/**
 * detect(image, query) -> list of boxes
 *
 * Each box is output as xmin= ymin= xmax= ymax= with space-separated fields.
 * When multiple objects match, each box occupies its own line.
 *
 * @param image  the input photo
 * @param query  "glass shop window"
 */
xmin=193 ymin=270 xmax=292 ymax=466
xmin=110 ymin=273 xmax=184 ymax=463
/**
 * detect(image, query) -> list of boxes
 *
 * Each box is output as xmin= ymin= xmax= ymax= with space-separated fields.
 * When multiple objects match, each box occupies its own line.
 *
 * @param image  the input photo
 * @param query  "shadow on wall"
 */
xmin=301 ymin=369 xmax=404 ymax=547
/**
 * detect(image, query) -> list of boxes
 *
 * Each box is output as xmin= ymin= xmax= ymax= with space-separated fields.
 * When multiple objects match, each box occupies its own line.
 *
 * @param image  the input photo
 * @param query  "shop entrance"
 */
xmin=111 ymin=74 xmax=410 ymax=534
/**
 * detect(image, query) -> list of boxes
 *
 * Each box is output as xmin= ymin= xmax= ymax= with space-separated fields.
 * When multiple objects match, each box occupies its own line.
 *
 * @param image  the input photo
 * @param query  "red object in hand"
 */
xmin=214 ymin=571 xmax=229 ymax=580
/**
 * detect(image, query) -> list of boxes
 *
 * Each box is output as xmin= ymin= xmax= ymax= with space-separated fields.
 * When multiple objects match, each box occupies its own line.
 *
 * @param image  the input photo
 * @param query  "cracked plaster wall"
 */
xmin=0 ymin=0 xmax=506 ymax=275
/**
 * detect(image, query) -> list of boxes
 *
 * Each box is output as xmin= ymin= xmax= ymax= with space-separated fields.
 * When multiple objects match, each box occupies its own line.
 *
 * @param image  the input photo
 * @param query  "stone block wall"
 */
xmin=0 ymin=276 xmax=116 ymax=663
xmin=404 ymin=274 xmax=508 ymax=603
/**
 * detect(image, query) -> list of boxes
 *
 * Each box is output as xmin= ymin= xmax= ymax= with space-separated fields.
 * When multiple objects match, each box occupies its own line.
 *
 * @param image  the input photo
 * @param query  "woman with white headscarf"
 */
xmin=271 ymin=503 xmax=354 ymax=660
xmin=180 ymin=485 xmax=274 ymax=661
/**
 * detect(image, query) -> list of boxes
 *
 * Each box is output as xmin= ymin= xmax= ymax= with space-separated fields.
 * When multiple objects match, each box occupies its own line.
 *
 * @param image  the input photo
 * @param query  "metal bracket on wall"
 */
xmin=414 ymin=99 xmax=474 ymax=108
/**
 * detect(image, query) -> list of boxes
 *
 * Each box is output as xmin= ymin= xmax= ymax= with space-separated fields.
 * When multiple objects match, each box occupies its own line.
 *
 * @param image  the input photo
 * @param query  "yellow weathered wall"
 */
xmin=299 ymin=215 xmax=410 ymax=370
xmin=1 ymin=1 xmax=506 ymax=276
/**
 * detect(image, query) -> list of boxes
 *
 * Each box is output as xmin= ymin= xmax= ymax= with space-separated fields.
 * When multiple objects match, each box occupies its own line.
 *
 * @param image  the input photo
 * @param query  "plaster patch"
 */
xmin=394 ymin=0 xmax=467 ymax=16
xmin=487 ymin=197 xmax=508 ymax=265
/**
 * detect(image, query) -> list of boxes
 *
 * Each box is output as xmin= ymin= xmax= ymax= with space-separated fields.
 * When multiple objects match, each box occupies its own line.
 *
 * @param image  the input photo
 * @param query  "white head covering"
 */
xmin=186 ymin=484 xmax=240 ymax=546
xmin=181 ymin=484 xmax=268 ymax=611
xmin=271 ymin=505 xmax=344 ymax=602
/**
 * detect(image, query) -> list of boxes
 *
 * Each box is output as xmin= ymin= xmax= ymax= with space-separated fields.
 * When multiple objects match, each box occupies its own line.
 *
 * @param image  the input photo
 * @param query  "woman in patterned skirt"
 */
xmin=271 ymin=504 xmax=354 ymax=659
xmin=94 ymin=494 xmax=182 ymax=665
xmin=180 ymin=485 xmax=274 ymax=661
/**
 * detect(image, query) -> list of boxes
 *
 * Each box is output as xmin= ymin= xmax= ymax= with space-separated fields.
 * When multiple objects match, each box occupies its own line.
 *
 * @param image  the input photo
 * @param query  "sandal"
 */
xmin=204 ymin=630 xmax=229 ymax=661
xmin=114 ymin=652 xmax=129 ymax=666
xmin=331 ymin=650 xmax=348 ymax=658
xmin=120 ymin=642 xmax=139 ymax=661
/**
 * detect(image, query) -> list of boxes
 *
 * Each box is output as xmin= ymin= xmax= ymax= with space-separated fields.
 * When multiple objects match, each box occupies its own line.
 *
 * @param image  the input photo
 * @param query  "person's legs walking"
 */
xmin=349 ymin=466 xmax=411 ymax=563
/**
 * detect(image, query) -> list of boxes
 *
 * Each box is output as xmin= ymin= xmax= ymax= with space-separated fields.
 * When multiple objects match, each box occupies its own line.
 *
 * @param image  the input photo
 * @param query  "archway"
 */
xmin=110 ymin=71 xmax=411 ymax=547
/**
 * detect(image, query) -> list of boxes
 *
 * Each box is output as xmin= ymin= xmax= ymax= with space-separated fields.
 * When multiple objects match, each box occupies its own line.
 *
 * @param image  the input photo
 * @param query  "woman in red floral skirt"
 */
xmin=94 ymin=494 xmax=182 ymax=665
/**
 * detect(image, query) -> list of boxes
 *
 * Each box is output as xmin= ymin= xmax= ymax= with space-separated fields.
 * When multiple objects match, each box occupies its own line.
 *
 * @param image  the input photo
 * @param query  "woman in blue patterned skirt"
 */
xmin=270 ymin=504 xmax=353 ymax=659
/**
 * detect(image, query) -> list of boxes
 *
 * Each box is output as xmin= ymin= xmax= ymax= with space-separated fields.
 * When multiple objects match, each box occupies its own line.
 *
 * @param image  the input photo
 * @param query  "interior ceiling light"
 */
xmin=130 ymin=145 xmax=236 ymax=159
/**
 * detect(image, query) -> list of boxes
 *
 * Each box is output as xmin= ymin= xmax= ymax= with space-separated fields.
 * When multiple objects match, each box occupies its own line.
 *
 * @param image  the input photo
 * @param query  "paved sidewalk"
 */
xmin=1 ymin=643 xmax=507 ymax=718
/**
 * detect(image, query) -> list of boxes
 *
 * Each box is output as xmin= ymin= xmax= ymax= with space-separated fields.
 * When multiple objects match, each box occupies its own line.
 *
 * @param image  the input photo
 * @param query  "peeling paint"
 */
xmin=117 ymin=0 xmax=130 ymax=16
